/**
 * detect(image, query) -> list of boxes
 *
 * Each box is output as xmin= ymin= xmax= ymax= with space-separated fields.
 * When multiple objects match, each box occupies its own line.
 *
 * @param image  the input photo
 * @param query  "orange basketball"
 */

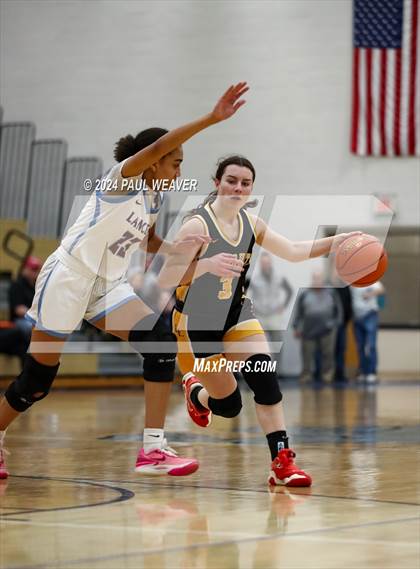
xmin=335 ymin=234 xmax=388 ymax=287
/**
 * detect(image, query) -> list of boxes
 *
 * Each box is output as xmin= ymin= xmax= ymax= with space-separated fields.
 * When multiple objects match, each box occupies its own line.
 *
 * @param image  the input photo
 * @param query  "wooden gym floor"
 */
xmin=0 ymin=380 xmax=419 ymax=569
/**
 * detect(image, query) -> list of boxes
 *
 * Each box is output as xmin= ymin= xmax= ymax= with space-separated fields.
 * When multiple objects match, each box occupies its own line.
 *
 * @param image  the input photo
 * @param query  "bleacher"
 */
xmin=0 ymin=106 xmax=144 ymax=379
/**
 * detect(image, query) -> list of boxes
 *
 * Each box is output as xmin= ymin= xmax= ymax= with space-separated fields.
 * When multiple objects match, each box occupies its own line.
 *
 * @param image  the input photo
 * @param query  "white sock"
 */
xmin=143 ymin=428 xmax=164 ymax=453
xmin=0 ymin=430 xmax=6 ymax=447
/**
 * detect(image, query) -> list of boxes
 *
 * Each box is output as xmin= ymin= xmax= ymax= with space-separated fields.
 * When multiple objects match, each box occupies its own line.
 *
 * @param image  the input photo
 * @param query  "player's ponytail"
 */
xmin=183 ymin=155 xmax=257 ymax=222
xmin=114 ymin=127 xmax=169 ymax=162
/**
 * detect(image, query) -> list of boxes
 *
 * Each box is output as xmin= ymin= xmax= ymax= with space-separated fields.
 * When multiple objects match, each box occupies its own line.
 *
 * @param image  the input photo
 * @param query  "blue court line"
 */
xmin=79 ymin=476 xmax=420 ymax=508
xmin=5 ymin=474 xmax=418 ymax=510
xmin=4 ymin=515 xmax=419 ymax=569
xmin=1 ymin=475 xmax=134 ymax=518
xmin=3 ymin=475 xmax=418 ymax=568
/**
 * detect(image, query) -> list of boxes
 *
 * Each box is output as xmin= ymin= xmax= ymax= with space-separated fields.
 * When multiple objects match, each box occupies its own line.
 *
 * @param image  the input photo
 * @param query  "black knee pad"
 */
xmin=5 ymin=354 xmax=59 ymax=412
xmin=129 ymin=314 xmax=177 ymax=382
xmin=143 ymin=354 xmax=176 ymax=382
xmin=129 ymin=314 xmax=177 ymax=355
xmin=242 ymin=354 xmax=282 ymax=405
xmin=208 ymin=385 xmax=242 ymax=418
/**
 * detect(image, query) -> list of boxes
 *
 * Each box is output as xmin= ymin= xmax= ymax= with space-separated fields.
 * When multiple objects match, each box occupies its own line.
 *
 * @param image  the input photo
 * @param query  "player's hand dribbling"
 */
xmin=203 ymin=253 xmax=244 ymax=278
xmin=211 ymin=82 xmax=249 ymax=123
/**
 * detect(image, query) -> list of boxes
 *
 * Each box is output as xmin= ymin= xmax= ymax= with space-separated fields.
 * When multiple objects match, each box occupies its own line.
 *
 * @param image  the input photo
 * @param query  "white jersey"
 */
xmin=60 ymin=160 xmax=164 ymax=281
xmin=351 ymin=281 xmax=382 ymax=320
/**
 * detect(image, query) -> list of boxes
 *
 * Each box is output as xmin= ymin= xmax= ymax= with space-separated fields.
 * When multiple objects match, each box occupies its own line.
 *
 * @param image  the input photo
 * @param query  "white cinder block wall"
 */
xmin=1 ymin=0 xmax=418 ymax=224
xmin=1 ymin=0 xmax=418 ymax=376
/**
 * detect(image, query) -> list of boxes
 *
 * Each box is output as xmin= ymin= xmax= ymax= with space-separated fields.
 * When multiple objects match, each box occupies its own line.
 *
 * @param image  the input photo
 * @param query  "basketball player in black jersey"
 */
xmin=159 ymin=155 xmax=361 ymax=486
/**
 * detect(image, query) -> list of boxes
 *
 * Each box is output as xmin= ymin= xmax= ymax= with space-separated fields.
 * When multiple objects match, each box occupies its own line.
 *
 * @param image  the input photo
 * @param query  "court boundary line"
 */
xmin=0 ymin=475 xmax=134 ymax=517
xmin=80 ymin=476 xmax=420 ymax=508
xmin=1 ymin=473 xmax=418 ymax=520
xmin=3 ymin=514 xmax=419 ymax=569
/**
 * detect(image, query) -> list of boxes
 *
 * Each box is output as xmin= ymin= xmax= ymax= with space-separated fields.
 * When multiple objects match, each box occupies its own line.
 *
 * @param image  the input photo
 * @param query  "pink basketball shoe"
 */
xmin=135 ymin=445 xmax=198 ymax=476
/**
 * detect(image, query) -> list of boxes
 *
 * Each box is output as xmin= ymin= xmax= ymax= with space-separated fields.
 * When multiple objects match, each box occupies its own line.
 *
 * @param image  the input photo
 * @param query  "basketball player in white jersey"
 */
xmin=0 ymin=83 xmax=249 ymax=479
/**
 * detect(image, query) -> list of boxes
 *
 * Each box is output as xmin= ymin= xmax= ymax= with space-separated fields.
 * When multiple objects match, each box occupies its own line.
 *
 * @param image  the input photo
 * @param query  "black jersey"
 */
xmin=176 ymin=203 xmax=256 ymax=324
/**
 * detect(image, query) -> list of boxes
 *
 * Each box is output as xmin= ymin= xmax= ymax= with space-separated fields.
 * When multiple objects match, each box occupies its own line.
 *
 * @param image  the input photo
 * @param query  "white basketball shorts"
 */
xmin=26 ymin=247 xmax=138 ymax=337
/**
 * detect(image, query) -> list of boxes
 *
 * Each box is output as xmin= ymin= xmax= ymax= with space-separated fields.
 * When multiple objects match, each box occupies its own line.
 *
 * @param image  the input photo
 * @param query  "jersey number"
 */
xmin=218 ymin=278 xmax=233 ymax=300
xmin=108 ymin=231 xmax=142 ymax=258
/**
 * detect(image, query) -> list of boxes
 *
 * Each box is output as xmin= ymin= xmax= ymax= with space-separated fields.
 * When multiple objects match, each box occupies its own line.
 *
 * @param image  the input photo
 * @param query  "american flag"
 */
xmin=351 ymin=0 xmax=419 ymax=156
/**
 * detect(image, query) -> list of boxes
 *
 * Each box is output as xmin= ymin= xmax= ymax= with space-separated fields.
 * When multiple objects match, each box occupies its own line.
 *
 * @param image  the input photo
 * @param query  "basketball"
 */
xmin=335 ymin=234 xmax=388 ymax=287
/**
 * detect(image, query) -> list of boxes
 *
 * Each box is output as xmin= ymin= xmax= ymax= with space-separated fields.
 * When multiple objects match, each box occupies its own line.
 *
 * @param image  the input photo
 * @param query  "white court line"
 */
xmin=0 ymin=519 xmax=256 ymax=539
xmin=288 ymin=534 xmax=419 ymax=548
xmin=2 ymin=518 xmax=418 ymax=569
xmin=1 ymin=518 xmax=418 ymax=549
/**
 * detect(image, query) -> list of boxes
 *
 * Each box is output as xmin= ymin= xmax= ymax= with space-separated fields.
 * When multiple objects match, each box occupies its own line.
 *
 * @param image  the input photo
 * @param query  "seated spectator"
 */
xmin=351 ymin=281 xmax=385 ymax=384
xmin=293 ymin=270 xmax=342 ymax=383
xmin=8 ymin=256 xmax=42 ymax=342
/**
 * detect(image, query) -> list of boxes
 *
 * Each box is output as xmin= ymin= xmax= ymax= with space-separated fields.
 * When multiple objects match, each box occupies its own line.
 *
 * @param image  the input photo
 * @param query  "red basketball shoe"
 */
xmin=182 ymin=372 xmax=212 ymax=428
xmin=268 ymin=449 xmax=312 ymax=487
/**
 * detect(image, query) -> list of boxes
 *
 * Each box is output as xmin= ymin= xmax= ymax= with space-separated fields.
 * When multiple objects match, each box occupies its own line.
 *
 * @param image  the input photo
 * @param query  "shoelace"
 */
xmin=275 ymin=449 xmax=296 ymax=466
xmin=161 ymin=439 xmax=178 ymax=457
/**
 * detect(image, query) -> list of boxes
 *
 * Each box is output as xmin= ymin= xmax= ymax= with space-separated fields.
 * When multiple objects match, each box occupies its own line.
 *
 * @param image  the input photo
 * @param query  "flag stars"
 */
xmin=354 ymin=0 xmax=403 ymax=48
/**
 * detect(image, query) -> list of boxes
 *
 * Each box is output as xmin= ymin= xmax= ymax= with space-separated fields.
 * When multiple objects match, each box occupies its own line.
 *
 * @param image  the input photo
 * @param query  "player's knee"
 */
xmin=208 ymin=386 xmax=242 ymax=418
xmin=242 ymin=354 xmax=283 ymax=405
xmin=5 ymin=354 xmax=59 ymax=412
xmin=129 ymin=314 xmax=177 ymax=356
xmin=129 ymin=314 xmax=177 ymax=382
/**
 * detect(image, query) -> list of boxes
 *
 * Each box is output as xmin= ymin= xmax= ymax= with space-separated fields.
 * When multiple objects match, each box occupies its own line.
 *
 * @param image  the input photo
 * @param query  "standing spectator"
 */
xmin=331 ymin=269 xmax=353 ymax=383
xmin=351 ymin=281 xmax=385 ymax=384
xmin=8 ymin=256 xmax=42 ymax=342
xmin=248 ymin=252 xmax=293 ymax=377
xmin=293 ymin=270 xmax=342 ymax=383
